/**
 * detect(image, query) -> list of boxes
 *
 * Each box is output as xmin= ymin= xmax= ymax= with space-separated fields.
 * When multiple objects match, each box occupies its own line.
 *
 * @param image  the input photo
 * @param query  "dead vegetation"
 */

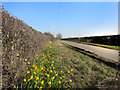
xmin=2 ymin=10 xmax=55 ymax=88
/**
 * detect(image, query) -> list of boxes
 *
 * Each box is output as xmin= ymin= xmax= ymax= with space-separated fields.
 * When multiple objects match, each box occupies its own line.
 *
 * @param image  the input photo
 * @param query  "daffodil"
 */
xmin=52 ymin=61 xmax=54 ymax=63
xmin=44 ymin=56 xmax=45 ymax=59
xmin=61 ymin=70 xmax=62 ymax=73
xmin=68 ymin=70 xmax=70 ymax=74
xmin=50 ymin=70 xmax=53 ymax=73
xmin=36 ymin=76 xmax=39 ymax=80
xmin=45 ymin=59 xmax=48 ymax=61
xmin=34 ymin=72 xmax=36 ymax=75
xmin=35 ymin=66 xmax=37 ymax=70
xmin=30 ymin=76 xmax=33 ymax=79
xmin=28 ymin=79 xmax=30 ymax=82
xmin=60 ymin=77 xmax=62 ymax=79
xmin=25 ymin=59 xmax=27 ymax=61
xmin=69 ymin=80 xmax=72 ymax=83
xmin=52 ymin=76 xmax=55 ymax=80
xmin=49 ymin=85 xmax=51 ymax=88
xmin=53 ymin=67 xmax=55 ymax=69
xmin=34 ymin=81 xmax=37 ymax=84
xmin=41 ymin=67 xmax=44 ymax=71
xmin=47 ymin=74 xmax=50 ymax=77
xmin=27 ymin=71 xmax=30 ymax=74
xmin=24 ymin=79 xmax=26 ymax=82
xmin=33 ymin=65 xmax=35 ymax=68
xmin=48 ymin=82 xmax=51 ymax=85
xmin=56 ymin=74 xmax=58 ymax=76
xmin=45 ymin=73 xmax=47 ymax=76
xmin=14 ymin=85 xmax=16 ymax=88
xmin=39 ymin=87 xmax=42 ymax=89
xmin=58 ymin=80 xmax=61 ymax=84
xmin=17 ymin=54 xmax=19 ymax=56
xmin=28 ymin=62 xmax=30 ymax=64
xmin=41 ymin=80 xmax=44 ymax=85
xmin=71 ymin=69 xmax=73 ymax=72
xmin=51 ymin=64 xmax=53 ymax=66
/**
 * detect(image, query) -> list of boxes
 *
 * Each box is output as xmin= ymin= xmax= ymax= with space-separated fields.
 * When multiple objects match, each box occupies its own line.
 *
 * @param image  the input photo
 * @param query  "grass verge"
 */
xmin=20 ymin=43 xmax=73 ymax=88
xmin=54 ymin=41 xmax=120 ymax=88
xmin=68 ymin=40 xmax=120 ymax=50
xmin=13 ymin=41 xmax=119 ymax=89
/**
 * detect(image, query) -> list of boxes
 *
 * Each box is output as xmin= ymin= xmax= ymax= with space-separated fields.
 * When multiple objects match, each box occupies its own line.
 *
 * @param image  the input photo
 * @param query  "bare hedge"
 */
xmin=2 ymin=10 xmax=55 ymax=88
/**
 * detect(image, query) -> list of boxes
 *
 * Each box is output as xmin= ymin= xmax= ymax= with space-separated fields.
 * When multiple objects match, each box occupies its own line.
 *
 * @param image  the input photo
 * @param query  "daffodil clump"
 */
xmin=22 ymin=44 xmax=73 ymax=88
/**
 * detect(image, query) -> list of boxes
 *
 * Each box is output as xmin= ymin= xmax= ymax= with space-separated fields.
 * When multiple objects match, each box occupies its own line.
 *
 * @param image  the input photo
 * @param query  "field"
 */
xmin=15 ymin=41 xmax=119 ymax=89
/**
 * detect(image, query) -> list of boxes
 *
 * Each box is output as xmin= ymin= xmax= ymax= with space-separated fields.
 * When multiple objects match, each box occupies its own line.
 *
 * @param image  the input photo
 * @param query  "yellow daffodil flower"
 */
xmin=58 ymin=80 xmax=61 ymax=84
xmin=27 ymin=71 xmax=30 ymax=74
xmin=34 ymin=81 xmax=37 ymax=84
xmin=36 ymin=76 xmax=39 ymax=80
xmin=28 ymin=79 xmax=30 ymax=82
xmin=25 ymin=59 xmax=27 ymax=61
xmin=48 ymin=82 xmax=51 ymax=85
xmin=47 ymin=74 xmax=50 ymax=77
xmin=68 ymin=70 xmax=70 ymax=74
xmin=28 ymin=62 xmax=30 ymax=64
xmin=71 ymin=69 xmax=73 ymax=72
xmin=41 ymin=67 xmax=44 ymax=71
xmin=52 ymin=61 xmax=54 ymax=63
xmin=30 ymin=76 xmax=33 ymax=79
xmin=17 ymin=54 xmax=19 ymax=56
xmin=69 ymin=80 xmax=72 ymax=83
xmin=50 ymin=70 xmax=53 ymax=73
xmin=34 ymin=72 xmax=36 ymax=75
xmin=53 ymin=67 xmax=55 ymax=69
xmin=33 ymin=65 xmax=35 ymax=68
xmin=41 ymin=80 xmax=44 ymax=85
xmin=52 ymin=76 xmax=55 ymax=80
xmin=56 ymin=74 xmax=58 ymax=76
xmin=14 ymin=85 xmax=16 ymax=88
xmin=24 ymin=79 xmax=26 ymax=82
xmin=39 ymin=87 xmax=42 ymax=90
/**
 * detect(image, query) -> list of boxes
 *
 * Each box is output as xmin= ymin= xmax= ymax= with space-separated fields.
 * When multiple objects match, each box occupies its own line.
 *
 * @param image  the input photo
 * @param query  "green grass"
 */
xmin=20 ymin=44 xmax=73 ymax=89
xmin=69 ymin=40 xmax=120 ymax=50
xmin=82 ymin=42 xmax=120 ymax=50
xmin=13 ymin=41 xmax=119 ymax=88
xmin=54 ymin=41 xmax=119 ymax=88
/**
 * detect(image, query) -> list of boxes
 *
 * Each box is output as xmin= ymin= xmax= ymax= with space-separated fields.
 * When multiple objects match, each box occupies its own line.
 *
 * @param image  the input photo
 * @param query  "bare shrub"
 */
xmin=2 ymin=10 xmax=55 ymax=88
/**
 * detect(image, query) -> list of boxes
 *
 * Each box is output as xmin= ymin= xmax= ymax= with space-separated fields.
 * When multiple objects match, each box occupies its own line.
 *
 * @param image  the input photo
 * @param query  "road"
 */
xmin=60 ymin=40 xmax=119 ymax=63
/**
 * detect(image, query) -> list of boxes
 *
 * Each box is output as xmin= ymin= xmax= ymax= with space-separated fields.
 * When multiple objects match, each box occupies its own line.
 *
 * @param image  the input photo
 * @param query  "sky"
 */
xmin=2 ymin=2 xmax=118 ymax=38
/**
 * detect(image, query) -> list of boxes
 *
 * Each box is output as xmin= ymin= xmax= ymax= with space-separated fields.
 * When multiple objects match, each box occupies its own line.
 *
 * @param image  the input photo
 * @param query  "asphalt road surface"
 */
xmin=60 ymin=40 xmax=119 ymax=63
